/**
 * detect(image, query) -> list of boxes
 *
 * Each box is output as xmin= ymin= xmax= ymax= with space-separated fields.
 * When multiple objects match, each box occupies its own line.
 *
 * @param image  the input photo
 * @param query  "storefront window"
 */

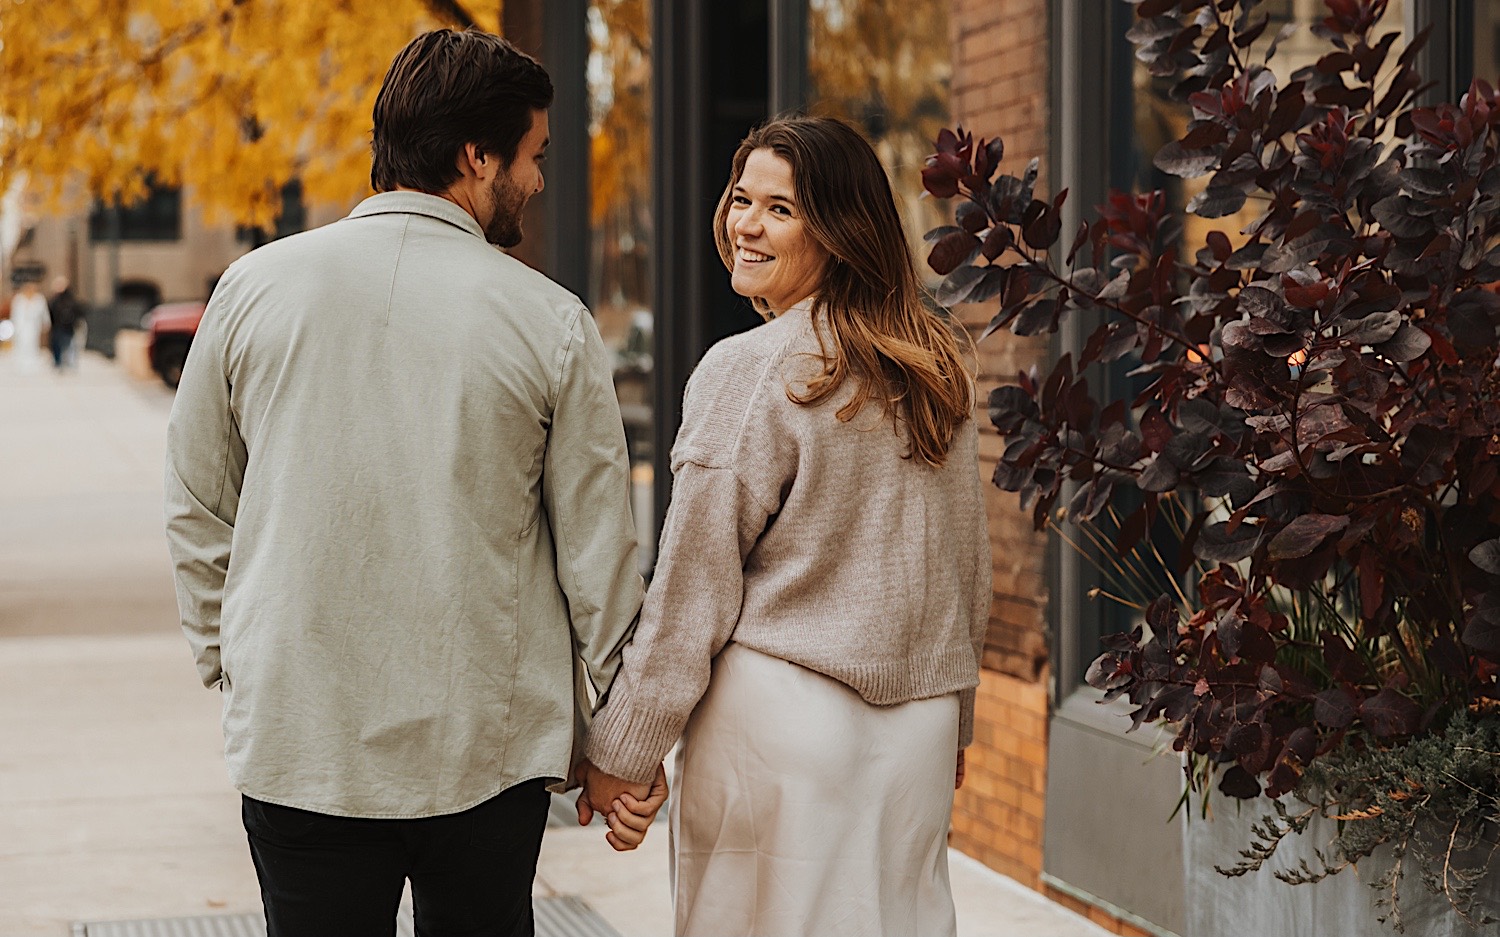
xmin=805 ymin=0 xmax=951 ymax=271
xmin=588 ymin=0 xmax=656 ymax=568
xmin=1070 ymin=0 xmax=1412 ymax=684
xmin=1124 ymin=0 xmax=1405 ymax=249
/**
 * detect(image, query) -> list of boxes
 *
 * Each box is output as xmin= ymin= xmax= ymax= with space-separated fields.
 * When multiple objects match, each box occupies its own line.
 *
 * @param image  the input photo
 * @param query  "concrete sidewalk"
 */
xmin=0 ymin=347 xmax=1112 ymax=936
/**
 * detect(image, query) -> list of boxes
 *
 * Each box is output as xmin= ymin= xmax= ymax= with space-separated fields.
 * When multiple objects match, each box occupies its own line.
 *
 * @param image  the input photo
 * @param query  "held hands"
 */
xmin=575 ymin=760 xmax=669 ymax=851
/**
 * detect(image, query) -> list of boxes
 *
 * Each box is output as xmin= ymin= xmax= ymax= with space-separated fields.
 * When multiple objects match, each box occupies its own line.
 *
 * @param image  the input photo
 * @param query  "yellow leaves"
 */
xmin=589 ymin=0 xmax=649 ymax=227
xmin=0 ymin=0 xmax=467 ymax=224
xmin=807 ymin=0 xmax=951 ymax=155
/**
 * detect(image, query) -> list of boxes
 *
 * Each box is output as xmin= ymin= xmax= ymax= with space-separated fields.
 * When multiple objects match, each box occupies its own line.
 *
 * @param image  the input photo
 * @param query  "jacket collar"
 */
xmin=347 ymin=191 xmax=485 ymax=240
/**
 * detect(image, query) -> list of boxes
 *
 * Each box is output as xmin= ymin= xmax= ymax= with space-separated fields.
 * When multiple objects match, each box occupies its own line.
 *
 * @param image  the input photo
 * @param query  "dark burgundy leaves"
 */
xmin=1461 ymin=606 xmax=1500 ymax=656
xmin=1197 ymin=521 xmax=1260 ymax=564
xmin=1471 ymin=539 xmax=1500 ymax=576
xmin=923 ymin=0 xmax=1500 ymax=805
xmin=1268 ymin=514 xmax=1350 ymax=560
xmin=1154 ymin=140 xmax=1220 ymax=178
xmin=935 ymin=265 xmax=990 ymax=307
xmin=1219 ymin=766 xmax=1263 ymax=799
xmin=927 ymin=230 xmax=980 ymax=276
xmin=1358 ymin=689 xmax=1422 ymax=739
xmin=1313 ymin=688 xmax=1356 ymax=729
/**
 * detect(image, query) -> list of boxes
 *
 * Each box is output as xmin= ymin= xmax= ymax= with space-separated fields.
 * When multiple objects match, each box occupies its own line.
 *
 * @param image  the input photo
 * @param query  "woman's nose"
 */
xmin=734 ymin=209 xmax=762 ymax=237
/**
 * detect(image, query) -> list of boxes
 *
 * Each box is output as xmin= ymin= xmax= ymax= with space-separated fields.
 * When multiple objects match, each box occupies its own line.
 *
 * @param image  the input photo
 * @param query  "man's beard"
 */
xmin=484 ymin=172 xmax=528 ymax=248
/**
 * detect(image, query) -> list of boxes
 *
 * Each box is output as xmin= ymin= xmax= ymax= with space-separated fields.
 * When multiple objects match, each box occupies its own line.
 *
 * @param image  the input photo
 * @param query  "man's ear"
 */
xmin=459 ymin=142 xmax=492 ymax=179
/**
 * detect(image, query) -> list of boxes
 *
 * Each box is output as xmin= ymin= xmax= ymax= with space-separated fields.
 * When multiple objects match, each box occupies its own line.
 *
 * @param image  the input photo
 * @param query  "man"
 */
xmin=47 ymin=276 xmax=84 ymax=370
xmin=165 ymin=30 xmax=660 ymax=937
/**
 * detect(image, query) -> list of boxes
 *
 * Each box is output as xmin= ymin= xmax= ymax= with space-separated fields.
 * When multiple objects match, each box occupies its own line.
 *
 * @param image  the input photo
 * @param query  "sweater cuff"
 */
xmin=958 ymin=686 xmax=976 ymax=749
xmin=584 ymin=693 xmax=686 ymax=785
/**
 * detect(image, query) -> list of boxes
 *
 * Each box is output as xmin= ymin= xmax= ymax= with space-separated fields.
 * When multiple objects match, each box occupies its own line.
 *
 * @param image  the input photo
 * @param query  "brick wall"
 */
xmin=951 ymin=0 xmax=1051 ymax=685
xmin=950 ymin=669 xmax=1047 ymax=885
xmin=947 ymin=0 xmax=1055 ymax=894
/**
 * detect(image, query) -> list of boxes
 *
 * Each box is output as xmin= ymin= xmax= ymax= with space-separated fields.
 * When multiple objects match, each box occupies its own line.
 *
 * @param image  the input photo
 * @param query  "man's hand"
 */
xmin=575 ymin=760 xmax=669 ymax=851
xmin=574 ymin=759 xmax=648 ymax=825
xmin=956 ymin=749 xmax=967 ymax=790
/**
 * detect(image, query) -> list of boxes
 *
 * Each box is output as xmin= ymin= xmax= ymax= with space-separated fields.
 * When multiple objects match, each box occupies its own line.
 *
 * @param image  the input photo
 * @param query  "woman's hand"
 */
xmin=955 ymin=749 xmax=967 ymax=790
xmin=603 ymin=762 xmax=670 ymax=851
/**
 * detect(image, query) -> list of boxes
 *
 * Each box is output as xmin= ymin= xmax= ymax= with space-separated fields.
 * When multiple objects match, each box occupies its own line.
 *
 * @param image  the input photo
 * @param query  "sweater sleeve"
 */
xmin=583 ymin=459 xmax=776 ymax=783
xmin=959 ymin=422 xmax=992 ymax=749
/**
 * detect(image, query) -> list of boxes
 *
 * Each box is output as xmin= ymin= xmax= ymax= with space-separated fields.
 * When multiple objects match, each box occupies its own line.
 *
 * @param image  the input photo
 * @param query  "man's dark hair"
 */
xmin=371 ymin=29 xmax=553 ymax=193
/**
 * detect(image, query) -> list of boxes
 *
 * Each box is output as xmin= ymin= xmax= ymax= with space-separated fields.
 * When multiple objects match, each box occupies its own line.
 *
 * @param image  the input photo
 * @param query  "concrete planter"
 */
xmin=1183 ymin=799 xmax=1499 ymax=936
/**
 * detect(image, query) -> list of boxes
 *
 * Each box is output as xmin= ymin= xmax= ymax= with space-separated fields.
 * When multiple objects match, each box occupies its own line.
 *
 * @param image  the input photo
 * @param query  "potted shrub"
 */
xmin=921 ymin=0 xmax=1500 ymax=932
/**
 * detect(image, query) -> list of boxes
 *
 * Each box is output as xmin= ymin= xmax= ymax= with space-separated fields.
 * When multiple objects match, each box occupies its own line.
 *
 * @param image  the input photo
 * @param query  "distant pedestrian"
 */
xmin=8 ymin=279 xmax=47 ymax=374
xmin=163 ymin=29 xmax=656 ymax=937
xmin=47 ymin=276 xmax=84 ymax=370
xmin=580 ymin=116 xmax=991 ymax=937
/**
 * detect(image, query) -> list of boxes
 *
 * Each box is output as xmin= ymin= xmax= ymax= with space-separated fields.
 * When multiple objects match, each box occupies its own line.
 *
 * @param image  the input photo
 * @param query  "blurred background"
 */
xmin=0 ymin=0 xmax=953 ymax=569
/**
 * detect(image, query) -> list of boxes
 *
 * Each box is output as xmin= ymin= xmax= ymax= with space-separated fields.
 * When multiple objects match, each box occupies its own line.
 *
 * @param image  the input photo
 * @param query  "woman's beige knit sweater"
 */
xmin=585 ymin=302 xmax=993 ymax=785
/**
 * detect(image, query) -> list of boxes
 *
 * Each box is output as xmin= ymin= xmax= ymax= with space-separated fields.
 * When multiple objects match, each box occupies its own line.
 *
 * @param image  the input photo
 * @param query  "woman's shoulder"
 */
xmin=700 ymin=312 xmax=810 ymax=371
xmin=688 ymin=314 xmax=810 ymax=402
xmin=676 ymin=315 xmax=811 ymax=468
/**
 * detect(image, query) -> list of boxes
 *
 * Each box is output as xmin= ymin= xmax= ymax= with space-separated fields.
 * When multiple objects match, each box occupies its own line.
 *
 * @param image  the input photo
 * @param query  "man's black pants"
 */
xmin=242 ymin=779 xmax=550 ymax=937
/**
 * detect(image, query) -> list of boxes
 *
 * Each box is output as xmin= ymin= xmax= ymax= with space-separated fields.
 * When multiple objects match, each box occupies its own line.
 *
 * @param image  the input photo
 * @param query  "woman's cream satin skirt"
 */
xmin=669 ymin=642 xmax=960 ymax=937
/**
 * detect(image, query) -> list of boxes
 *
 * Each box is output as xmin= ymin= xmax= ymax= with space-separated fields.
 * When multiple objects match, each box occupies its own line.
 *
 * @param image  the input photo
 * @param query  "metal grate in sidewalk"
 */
xmin=72 ymin=895 xmax=621 ymax=937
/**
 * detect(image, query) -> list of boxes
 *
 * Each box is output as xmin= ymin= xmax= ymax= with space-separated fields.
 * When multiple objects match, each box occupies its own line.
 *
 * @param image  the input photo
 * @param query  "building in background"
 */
xmin=8 ymin=2 xmax=1495 ymax=933
xmin=7 ymin=179 xmax=343 ymax=331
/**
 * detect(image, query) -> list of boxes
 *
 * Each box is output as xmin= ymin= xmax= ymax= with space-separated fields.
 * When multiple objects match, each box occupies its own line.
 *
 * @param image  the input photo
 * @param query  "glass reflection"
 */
xmin=588 ymin=0 xmax=655 ymax=569
xmin=806 ymin=0 xmax=951 ymax=277
xmin=1473 ymin=3 xmax=1500 ymax=87
xmin=1127 ymin=0 xmax=1405 ymax=249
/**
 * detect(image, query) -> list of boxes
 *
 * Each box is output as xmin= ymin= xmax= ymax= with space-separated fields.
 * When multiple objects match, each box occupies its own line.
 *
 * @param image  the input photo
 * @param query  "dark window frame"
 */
xmin=88 ymin=178 xmax=182 ymax=242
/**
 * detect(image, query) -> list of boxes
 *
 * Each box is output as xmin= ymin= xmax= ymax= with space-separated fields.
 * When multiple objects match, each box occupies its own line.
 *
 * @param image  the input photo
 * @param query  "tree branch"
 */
xmin=422 ymin=0 xmax=478 ymax=29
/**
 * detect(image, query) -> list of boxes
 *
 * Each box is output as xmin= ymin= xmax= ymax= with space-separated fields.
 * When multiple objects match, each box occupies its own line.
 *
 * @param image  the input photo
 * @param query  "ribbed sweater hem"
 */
xmin=587 ymin=644 xmax=981 ymax=783
xmin=734 ymin=641 xmax=980 ymax=707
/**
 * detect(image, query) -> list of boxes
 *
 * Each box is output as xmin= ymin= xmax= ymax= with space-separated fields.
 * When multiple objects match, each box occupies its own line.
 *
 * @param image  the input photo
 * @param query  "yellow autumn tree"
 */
xmin=0 ymin=0 xmax=499 ymax=228
xmin=586 ymin=0 xmax=650 ymax=314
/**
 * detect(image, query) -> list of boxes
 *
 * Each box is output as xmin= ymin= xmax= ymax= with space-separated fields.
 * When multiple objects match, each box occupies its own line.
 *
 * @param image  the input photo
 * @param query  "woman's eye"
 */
xmin=771 ymin=205 xmax=791 ymax=216
xmin=731 ymin=195 xmax=750 ymax=205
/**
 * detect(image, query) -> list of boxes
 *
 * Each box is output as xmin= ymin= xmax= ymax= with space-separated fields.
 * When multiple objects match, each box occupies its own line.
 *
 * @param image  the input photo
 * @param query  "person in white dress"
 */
xmin=8 ymin=280 xmax=49 ymax=373
xmin=579 ymin=115 xmax=991 ymax=937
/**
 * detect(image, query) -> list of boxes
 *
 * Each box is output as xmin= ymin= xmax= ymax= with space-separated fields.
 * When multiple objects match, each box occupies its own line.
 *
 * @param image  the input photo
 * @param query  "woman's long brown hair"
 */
xmin=713 ymin=116 xmax=974 ymax=467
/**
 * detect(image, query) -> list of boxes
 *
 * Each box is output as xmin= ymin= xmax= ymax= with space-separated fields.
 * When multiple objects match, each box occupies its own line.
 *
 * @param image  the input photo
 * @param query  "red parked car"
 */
xmin=145 ymin=301 xmax=205 ymax=388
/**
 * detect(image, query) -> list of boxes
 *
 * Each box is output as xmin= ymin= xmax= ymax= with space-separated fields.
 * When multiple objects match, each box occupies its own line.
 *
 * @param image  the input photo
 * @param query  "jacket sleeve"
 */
xmin=583 ymin=456 xmax=775 ymax=784
xmin=541 ymin=306 xmax=645 ymax=715
xmin=163 ymin=291 xmax=247 ymax=689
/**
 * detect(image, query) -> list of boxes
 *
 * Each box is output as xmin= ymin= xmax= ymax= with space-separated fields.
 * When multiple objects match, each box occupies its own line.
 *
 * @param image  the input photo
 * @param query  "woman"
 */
xmin=583 ymin=116 xmax=991 ymax=937
xmin=8 ymin=280 xmax=48 ymax=374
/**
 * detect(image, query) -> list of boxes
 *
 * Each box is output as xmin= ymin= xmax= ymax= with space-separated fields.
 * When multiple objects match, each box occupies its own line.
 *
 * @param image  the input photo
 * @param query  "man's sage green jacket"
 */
xmin=164 ymin=192 xmax=643 ymax=818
